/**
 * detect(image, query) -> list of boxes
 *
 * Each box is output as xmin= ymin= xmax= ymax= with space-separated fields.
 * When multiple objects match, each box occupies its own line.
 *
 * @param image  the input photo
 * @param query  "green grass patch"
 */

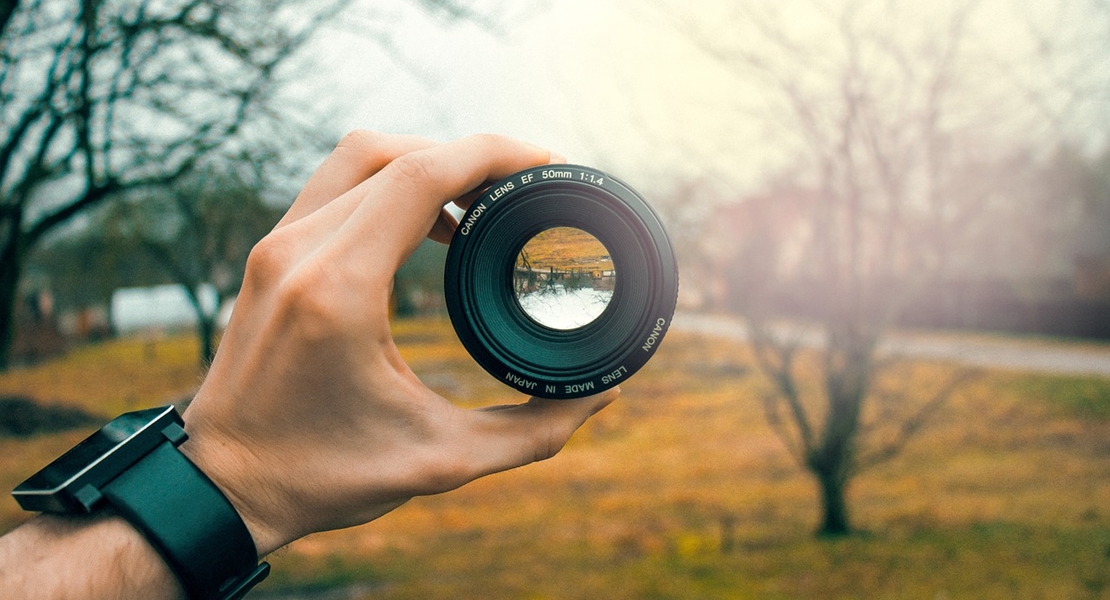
xmin=1006 ymin=372 xmax=1110 ymax=420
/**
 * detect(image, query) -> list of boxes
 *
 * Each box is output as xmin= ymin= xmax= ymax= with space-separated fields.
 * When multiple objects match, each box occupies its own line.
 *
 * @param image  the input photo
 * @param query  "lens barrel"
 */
xmin=444 ymin=165 xmax=678 ymax=399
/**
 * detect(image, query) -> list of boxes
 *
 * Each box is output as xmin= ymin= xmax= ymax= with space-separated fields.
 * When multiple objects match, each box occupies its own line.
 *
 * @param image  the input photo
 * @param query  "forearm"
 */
xmin=0 ymin=513 xmax=184 ymax=600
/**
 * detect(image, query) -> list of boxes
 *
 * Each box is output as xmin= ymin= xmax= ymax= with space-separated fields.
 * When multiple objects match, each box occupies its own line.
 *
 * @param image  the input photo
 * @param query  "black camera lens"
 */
xmin=444 ymin=165 xmax=678 ymax=399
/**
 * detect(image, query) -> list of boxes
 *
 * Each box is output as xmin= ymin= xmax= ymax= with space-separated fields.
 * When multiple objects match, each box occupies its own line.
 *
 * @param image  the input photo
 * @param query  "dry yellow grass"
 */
xmin=1 ymin=320 xmax=1108 ymax=599
xmin=0 ymin=334 xmax=205 ymax=532
xmin=517 ymin=227 xmax=614 ymax=273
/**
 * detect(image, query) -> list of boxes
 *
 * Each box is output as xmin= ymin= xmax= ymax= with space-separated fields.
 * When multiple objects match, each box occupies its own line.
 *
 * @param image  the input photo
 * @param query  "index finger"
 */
xmin=276 ymin=131 xmax=438 ymax=228
xmin=337 ymin=134 xmax=557 ymax=271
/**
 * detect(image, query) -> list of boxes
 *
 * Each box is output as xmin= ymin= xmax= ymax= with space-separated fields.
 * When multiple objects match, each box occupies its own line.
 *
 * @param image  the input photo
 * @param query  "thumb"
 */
xmin=461 ymin=388 xmax=620 ymax=478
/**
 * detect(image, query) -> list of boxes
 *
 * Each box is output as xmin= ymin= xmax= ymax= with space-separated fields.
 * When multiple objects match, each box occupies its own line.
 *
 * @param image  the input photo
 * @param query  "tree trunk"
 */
xmin=0 ymin=220 xmax=24 ymax=371
xmin=0 ymin=263 xmax=20 ymax=371
xmin=181 ymin=283 xmax=217 ymax=367
xmin=816 ymin=470 xmax=851 ymax=536
xmin=197 ymin=314 xmax=216 ymax=367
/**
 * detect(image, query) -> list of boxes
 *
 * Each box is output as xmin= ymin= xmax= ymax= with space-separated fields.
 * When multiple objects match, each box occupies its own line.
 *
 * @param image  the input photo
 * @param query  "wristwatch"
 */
xmin=11 ymin=405 xmax=270 ymax=600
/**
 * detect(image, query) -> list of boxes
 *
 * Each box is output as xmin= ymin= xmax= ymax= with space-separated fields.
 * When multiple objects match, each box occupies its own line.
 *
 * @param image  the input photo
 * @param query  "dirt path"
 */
xmin=673 ymin=311 xmax=1110 ymax=377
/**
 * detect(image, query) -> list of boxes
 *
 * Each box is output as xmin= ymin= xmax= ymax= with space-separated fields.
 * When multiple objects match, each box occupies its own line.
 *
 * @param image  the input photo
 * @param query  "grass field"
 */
xmin=1 ymin=318 xmax=1109 ymax=599
xmin=518 ymin=227 xmax=615 ymax=272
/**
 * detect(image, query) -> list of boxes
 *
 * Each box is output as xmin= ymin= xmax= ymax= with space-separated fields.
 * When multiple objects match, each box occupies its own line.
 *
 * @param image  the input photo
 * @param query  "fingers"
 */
xmin=449 ymin=150 xmax=567 ymax=213
xmin=277 ymin=131 xmax=438 ymax=228
xmin=458 ymin=387 xmax=619 ymax=481
xmin=337 ymin=134 xmax=557 ymax=268
xmin=279 ymin=131 xmax=563 ymax=255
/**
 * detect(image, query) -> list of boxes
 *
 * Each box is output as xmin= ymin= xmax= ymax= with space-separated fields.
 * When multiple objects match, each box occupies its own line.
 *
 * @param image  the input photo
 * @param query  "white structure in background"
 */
xmin=110 ymin=284 xmax=222 ymax=335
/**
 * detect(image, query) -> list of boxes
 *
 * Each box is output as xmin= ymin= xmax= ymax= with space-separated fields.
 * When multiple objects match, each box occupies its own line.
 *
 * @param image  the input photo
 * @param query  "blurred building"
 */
xmin=109 ymin=284 xmax=219 ymax=335
xmin=1073 ymin=200 xmax=1110 ymax=302
xmin=700 ymin=186 xmax=1110 ymax=340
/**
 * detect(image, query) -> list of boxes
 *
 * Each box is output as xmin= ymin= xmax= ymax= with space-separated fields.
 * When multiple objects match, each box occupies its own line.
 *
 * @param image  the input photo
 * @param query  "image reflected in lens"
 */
xmin=513 ymin=227 xmax=617 ymax=330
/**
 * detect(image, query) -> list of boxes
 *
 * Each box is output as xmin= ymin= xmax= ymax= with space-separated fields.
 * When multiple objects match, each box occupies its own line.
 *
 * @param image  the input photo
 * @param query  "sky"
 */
xmin=289 ymin=0 xmax=767 ymax=194
xmin=290 ymin=0 xmax=1108 ymax=200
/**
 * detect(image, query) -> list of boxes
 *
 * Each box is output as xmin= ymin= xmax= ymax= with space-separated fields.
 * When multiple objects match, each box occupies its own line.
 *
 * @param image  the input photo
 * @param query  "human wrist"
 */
xmin=8 ymin=403 xmax=272 ymax=599
xmin=177 ymin=410 xmax=293 ymax=557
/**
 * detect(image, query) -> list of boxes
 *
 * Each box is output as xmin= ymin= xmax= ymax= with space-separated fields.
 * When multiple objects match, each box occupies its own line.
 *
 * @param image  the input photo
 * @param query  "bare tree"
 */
xmin=664 ymin=0 xmax=1017 ymax=535
xmin=0 ymin=0 xmax=344 ymax=369
xmin=101 ymin=159 xmax=285 ymax=365
xmin=999 ymin=0 xmax=1110 ymax=147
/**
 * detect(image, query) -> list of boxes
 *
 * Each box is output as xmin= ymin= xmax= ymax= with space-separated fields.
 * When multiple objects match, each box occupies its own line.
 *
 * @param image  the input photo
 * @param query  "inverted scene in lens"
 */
xmin=513 ymin=227 xmax=616 ymax=330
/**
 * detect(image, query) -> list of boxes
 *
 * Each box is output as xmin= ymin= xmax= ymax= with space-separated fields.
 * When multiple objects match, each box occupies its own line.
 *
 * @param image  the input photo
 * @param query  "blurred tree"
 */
xmin=665 ymin=0 xmax=1110 ymax=536
xmin=1003 ymin=0 xmax=1110 ymax=146
xmin=25 ymin=219 xmax=166 ymax=315
xmin=101 ymin=160 xmax=286 ymax=364
xmin=0 ymin=0 xmax=346 ymax=369
xmin=667 ymin=0 xmax=1012 ymax=535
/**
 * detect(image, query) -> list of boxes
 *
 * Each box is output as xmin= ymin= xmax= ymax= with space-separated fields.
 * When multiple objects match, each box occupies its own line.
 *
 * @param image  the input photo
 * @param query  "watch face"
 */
xmin=12 ymin=405 xmax=180 ymax=513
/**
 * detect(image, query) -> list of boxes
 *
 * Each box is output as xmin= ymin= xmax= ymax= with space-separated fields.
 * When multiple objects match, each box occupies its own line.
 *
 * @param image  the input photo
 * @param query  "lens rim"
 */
xmin=444 ymin=165 xmax=677 ymax=399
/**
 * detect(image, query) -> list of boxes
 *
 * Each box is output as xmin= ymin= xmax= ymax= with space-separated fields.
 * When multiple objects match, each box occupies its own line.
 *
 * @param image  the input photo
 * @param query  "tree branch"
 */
xmin=853 ymin=367 xmax=981 ymax=473
xmin=0 ymin=0 xmax=18 ymax=40
xmin=758 ymin=392 xmax=808 ymax=466
xmin=23 ymin=180 xmax=119 ymax=251
xmin=748 ymin=322 xmax=816 ymax=457
xmin=0 ymin=13 xmax=81 ymax=196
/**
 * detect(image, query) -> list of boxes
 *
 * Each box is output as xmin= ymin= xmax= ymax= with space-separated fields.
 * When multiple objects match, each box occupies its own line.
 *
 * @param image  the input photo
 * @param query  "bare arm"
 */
xmin=0 ymin=513 xmax=185 ymax=599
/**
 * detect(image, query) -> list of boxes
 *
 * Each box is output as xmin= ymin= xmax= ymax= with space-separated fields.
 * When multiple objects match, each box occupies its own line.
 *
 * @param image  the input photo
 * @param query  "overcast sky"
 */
xmin=288 ymin=0 xmax=774 ymax=194
xmin=290 ymin=0 xmax=1108 ymax=198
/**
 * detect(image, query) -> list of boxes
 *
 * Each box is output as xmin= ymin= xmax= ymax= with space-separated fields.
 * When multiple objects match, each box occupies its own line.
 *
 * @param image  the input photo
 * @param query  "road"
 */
xmin=672 ymin=312 xmax=1110 ymax=377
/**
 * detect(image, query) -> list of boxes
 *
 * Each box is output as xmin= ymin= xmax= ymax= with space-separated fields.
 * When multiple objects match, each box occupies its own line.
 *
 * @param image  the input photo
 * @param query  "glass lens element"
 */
xmin=513 ymin=227 xmax=616 ymax=330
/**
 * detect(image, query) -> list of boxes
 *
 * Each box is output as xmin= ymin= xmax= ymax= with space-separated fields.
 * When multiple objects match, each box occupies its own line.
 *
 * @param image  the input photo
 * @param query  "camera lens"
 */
xmin=444 ymin=165 xmax=677 ymax=399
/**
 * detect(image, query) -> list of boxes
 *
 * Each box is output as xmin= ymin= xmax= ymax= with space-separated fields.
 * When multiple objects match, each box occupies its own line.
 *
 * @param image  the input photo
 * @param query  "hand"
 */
xmin=179 ymin=132 xmax=618 ymax=556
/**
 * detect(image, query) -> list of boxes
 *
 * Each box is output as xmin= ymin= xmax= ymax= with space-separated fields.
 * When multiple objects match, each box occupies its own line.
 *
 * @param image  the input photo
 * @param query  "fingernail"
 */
xmin=548 ymin=150 xmax=568 ymax=164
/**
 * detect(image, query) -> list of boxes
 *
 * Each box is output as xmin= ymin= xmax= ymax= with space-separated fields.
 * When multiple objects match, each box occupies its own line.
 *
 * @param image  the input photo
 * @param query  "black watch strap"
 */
xmin=102 ymin=438 xmax=269 ymax=600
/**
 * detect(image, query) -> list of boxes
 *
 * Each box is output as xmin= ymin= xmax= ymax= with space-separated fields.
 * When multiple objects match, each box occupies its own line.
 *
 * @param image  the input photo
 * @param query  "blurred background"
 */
xmin=2 ymin=0 xmax=1109 ymax=598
